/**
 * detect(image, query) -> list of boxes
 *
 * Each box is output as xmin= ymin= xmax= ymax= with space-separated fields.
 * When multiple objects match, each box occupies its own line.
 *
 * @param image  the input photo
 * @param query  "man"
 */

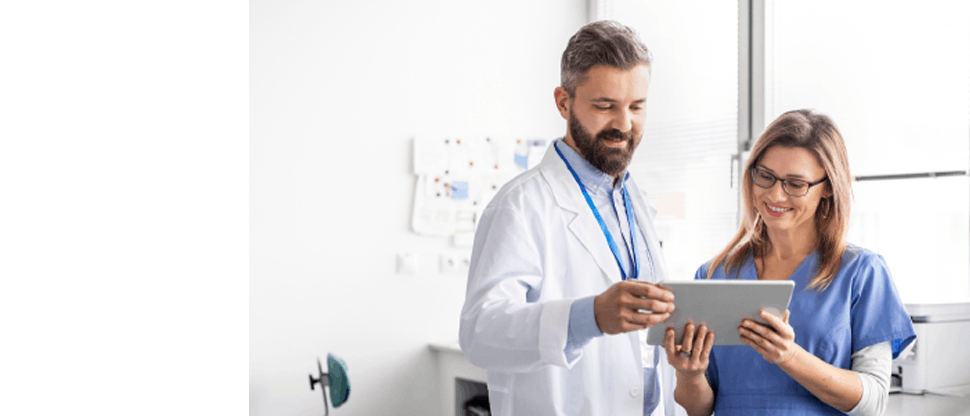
xmin=459 ymin=21 xmax=685 ymax=416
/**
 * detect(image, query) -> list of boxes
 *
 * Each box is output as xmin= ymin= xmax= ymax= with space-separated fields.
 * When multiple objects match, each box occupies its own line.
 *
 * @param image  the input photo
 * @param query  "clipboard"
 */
xmin=645 ymin=280 xmax=795 ymax=346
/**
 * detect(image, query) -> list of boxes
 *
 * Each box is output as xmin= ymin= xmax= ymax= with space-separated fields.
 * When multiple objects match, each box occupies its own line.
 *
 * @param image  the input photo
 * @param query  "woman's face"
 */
xmin=751 ymin=146 xmax=830 ymax=238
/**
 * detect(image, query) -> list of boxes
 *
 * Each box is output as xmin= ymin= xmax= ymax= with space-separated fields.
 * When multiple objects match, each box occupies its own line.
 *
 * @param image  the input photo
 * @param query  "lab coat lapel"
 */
xmin=625 ymin=180 xmax=668 ymax=283
xmin=538 ymin=146 xmax=622 ymax=284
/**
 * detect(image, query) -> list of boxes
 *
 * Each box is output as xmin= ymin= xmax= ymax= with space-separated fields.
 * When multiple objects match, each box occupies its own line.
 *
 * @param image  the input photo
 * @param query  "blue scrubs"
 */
xmin=695 ymin=244 xmax=916 ymax=415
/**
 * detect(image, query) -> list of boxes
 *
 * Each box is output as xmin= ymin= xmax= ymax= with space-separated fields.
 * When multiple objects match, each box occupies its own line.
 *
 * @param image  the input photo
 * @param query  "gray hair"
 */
xmin=560 ymin=20 xmax=652 ymax=96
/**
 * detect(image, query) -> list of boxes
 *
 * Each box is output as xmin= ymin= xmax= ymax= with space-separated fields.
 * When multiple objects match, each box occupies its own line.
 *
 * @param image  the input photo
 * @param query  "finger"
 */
xmin=738 ymin=326 xmax=766 ymax=349
xmin=693 ymin=324 xmax=709 ymax=360
xmin=740 ymin=326 xmax=774 ymax=351
xmin=627 ymin=281 xmax=675 ymax=303
xmin=783 ymin=310 xmax=790 ymax=324
xmin=759 ymin=311 xmax=795 ymax=338
xmin=740 ymin=332 xmax=769 ymax=356
xmin=681 ymin=321 xmax=696 ymax=355
xmin=752 ymin=324 xmax=789 ymax=346
xmin=760 ymin=310 xmax=784 ymax=328
xmin=663 ymin=327 xmax=682 ymax=361
xmin=627 ymin=311 xmax=670 ymax=328
xmin=630 ymin=297 xmax=676 ymax=314
xmin=739 ymin=328 xmax=769 ymax=349
xmin=741 ymin=319 xmax=772 ymax=337
xmin=748 ymin=317 xmax=788 ymax=341
xmin=663 ymin=327 xmax=676 ymax=354
xmin=702 ymin=330 xmax=715 ymax=357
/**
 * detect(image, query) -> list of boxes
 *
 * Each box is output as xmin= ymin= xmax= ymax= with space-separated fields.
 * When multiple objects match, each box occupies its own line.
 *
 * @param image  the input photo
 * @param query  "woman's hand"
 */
xmin=663 ymin=320 xmax=714 ymax=379
xmin=739 ymin=309 xmax=798 ymax=365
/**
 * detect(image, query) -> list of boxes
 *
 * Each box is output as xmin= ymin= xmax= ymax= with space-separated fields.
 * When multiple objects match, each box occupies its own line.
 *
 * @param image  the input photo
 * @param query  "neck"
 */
xmin=561 ymin=135 xmax=623 ymax=182
xmin=764 ymin=225 xmax=817 ymax=261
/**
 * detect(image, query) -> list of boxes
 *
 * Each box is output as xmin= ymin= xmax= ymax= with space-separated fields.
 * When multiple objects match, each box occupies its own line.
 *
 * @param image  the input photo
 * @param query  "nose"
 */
xmin=768 ymin=180 xmax=788 ymax=200
xmin=611 ymin=108 xmax=633 ymax=133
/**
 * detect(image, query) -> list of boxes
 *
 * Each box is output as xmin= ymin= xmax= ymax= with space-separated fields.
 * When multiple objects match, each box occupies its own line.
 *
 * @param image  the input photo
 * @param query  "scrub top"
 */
xmin=695 ymin=244 xmax=916 ymax=415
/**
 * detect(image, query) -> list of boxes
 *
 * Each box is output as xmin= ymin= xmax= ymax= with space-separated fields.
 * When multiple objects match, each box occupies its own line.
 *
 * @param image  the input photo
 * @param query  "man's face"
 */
xmin=556 ymin=64 xmax=650 ymax=177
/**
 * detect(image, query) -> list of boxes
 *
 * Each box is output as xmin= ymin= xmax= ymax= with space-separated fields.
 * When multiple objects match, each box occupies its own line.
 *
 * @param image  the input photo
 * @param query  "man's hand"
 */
xmin=593 ymin=280 xmax=675 ymax=334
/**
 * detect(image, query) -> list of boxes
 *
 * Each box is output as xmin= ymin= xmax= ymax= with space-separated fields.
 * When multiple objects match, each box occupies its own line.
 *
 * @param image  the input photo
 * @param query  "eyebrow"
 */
xmin=590 ymin=98 xmax=647 ymax=104
xmin=757 ymin=164 xmax=808 ymax=180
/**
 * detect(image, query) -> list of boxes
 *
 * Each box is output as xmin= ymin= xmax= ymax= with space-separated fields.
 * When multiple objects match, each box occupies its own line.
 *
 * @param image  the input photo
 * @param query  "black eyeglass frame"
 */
xmin=749 ymin=166 xmax=828 ymax=197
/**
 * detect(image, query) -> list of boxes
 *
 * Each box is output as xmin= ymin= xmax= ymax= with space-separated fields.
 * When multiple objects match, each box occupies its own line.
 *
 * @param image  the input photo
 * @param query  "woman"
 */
xmin=663 ymin=109 xmax=916 ymax=416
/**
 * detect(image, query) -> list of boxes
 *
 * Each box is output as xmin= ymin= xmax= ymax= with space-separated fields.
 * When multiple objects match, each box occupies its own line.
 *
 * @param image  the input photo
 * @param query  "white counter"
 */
xmin=885 ymin=392 xmax=970 ymax=416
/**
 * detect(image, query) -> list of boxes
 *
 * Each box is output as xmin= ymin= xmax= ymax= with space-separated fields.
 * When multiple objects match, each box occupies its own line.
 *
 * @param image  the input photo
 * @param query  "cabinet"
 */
xmin=429 ymin=342 xmax=488 ymax=416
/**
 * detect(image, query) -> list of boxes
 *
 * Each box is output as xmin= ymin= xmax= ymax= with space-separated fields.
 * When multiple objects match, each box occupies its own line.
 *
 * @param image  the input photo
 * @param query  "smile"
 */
xmin=601 ymin=138 xmax=627 ymax=147
xmin=765 ymin=202 xmax=792 ymax=213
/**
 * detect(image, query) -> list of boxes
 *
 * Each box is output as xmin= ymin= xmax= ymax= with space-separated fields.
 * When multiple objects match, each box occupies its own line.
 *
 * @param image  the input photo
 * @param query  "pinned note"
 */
xmin=410 ymin=136 xmax=541 ymax=244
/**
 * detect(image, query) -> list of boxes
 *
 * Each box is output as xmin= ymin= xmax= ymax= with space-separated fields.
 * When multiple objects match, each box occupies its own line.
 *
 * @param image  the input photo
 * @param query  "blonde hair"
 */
xmin=707 ymin=109 xmax=853 ymax=291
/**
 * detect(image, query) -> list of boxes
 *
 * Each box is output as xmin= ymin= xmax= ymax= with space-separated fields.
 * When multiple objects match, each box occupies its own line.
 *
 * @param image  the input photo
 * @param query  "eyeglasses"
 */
xmin=750 ymin=167 xmax=827 ymax=197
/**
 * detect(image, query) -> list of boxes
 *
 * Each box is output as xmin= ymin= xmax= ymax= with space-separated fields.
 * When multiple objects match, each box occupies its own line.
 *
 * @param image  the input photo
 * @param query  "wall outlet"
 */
xmin=440 ymin=253 xmax=470 ymax=275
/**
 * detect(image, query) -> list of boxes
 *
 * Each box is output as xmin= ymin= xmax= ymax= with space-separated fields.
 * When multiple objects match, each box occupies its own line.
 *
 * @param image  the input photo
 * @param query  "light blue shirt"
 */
xmin=554 ymin=140 xmax=663 ymax=414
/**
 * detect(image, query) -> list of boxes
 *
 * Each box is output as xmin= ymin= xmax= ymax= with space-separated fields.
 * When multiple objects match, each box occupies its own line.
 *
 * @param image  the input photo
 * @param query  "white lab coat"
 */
xmin=459 ymin=146 xmax=687 ymax=416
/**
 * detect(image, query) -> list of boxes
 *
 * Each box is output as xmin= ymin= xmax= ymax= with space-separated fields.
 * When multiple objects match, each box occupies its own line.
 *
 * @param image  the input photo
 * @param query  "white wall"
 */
xmin=251 ymin=2 xmax=585 ymax=415
xmin=765 ymin=0 xmax=970 ymax=304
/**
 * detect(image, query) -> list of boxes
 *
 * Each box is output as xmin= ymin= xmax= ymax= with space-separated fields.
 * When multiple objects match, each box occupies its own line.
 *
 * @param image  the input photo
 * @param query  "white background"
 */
xmin=767 ymin=0 xmax=970 ymax=304
xmin=251 ymin=1 xmax=583 ymax=415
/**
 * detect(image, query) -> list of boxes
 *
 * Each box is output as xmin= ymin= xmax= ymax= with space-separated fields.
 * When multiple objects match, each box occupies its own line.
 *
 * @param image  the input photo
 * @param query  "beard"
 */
xmin=568 ymin=108 xmax=641 ymax=177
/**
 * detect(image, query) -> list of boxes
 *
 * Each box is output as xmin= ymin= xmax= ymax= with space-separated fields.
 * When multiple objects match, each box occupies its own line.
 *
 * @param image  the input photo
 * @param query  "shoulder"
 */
xmin=695 ymin=258 xmax=726 ymax=280
xmin=839 ymin=244 xmax=887 ymax=274
xmin=838 ymin=244 xmax=892 ymax=290
xmin=478 ymin=167 xmax=561 ymax=229
xmin=694 ymin=260 xmax=714 ymax=280
xmin=485 ymin=168 xmax=548 ymax=210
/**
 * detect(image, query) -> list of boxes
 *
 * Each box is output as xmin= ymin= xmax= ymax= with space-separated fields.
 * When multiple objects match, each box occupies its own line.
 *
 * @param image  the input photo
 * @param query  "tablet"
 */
xmin=645 ymin=280 xmax=795 ymax=346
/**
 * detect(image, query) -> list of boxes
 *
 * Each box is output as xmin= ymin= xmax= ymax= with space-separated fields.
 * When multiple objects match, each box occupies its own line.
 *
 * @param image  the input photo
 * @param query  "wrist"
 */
xmin=774 ymin=344 xmax=801 ymax=368
xmin=592 ymin=294 xmax=604 ymax=332
xmin=675 ymin=371 xmax=708 ymax=386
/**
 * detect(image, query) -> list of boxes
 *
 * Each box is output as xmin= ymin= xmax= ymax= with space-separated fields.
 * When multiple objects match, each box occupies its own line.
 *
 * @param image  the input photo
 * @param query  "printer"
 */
xmin=892 ymin=303 xmax=970 ymax=396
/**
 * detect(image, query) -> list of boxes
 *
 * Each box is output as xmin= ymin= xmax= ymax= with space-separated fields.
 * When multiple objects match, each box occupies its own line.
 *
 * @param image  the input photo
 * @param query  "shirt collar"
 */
xmin=554 ymin=138 xmax=629 ymax=194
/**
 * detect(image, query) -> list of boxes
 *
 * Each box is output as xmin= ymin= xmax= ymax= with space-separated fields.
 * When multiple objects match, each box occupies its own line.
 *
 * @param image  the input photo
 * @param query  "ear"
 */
xmin=823 ymin=182 xmax=834 ymax=198
xmin=554 ymin=87 xmax=570 ymax=121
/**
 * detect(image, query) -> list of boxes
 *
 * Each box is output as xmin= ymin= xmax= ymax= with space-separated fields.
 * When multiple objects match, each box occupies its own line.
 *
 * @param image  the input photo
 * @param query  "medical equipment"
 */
xmin=892 ymin=303 xmax=970 ymax=396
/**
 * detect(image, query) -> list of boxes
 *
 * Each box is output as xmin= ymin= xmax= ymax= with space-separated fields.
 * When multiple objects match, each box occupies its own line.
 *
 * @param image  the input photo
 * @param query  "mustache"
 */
xmin=596 ymin=128 xmax=634 ymax=142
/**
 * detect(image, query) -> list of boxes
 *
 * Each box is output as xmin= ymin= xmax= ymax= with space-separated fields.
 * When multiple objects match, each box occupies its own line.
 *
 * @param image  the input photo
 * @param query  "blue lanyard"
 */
xmin=555 ymin=143 xmax=641 ymax=281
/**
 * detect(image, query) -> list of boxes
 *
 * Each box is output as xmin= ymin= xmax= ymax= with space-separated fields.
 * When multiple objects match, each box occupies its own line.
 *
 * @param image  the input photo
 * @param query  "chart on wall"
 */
xmin=411 ymin=137 xmax=550 ymax=246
